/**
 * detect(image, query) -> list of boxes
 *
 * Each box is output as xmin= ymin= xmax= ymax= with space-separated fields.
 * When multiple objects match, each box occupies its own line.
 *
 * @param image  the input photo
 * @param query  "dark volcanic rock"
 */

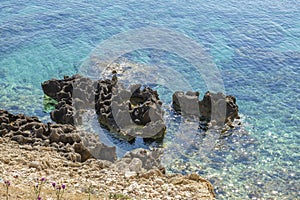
xmin=42 ymin=74 xmax=97 ymax=125
xmin=42 ymin=74 xmax=166 ymax=141
xmin=173 ymin=91 xmax=239 ymax=128
xmin=199 ymin=91 xmax=239 ymax=125
xmin=95 ymin=78 xmax=166 ymax=141
xmin=172 ymin=91 xmax=200 ymax=116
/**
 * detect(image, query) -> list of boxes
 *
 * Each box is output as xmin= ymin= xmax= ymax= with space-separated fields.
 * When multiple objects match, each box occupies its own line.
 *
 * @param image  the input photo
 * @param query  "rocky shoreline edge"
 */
xmin=0 ymin=110 xmax=215 ymax=200
xmin=1 ymin=71 xmax=240 ymax=199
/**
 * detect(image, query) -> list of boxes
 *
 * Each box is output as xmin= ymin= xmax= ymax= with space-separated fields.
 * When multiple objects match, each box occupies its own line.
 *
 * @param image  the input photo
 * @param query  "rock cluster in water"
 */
xmin=42 ymin=74 xmax=166 ymax=141
xmin=0 ymin=71 xmax=241 ymax=189
xmin=95 ymin=77 xmax=166 ymax=141
xmin=41 ymin=74 xmax=96 ymax=125
xmin=172 ymin=91 xmax=239 ymax=128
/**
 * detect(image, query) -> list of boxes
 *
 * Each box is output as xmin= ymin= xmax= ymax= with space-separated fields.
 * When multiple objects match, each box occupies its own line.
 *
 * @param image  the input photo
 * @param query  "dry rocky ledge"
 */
xmin=0 ymin=137 xmax=215 ymax=200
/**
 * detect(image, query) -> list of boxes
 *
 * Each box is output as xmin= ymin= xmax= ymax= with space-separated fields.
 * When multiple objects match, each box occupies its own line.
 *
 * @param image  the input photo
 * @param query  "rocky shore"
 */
xmin=0 ymin=136 xmax=215 ymax=199
xmin=1 ymin=72 xmax=241 ymax=199
xmin=0 ymin=109 xmax=215 ymax=199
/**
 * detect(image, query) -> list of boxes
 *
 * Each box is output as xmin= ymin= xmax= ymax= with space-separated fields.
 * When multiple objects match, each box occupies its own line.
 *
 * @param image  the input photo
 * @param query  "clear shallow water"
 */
xmin=0 ymin=0 xmax=299 ymax=199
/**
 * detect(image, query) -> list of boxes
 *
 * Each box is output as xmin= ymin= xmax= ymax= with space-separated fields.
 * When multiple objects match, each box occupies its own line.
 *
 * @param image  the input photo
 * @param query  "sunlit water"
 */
xmin=0 ymin=0 xmax=299 ymax=199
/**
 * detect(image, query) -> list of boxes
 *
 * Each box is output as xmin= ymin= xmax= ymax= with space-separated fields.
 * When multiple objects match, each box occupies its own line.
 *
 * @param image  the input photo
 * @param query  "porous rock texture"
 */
xmin=42 ymin=74 xmax=166 ymax=141
xmin=41 ymin=74 xmax=96 ymax=125
xmin=113 ymin=148 xmax=166 ymax=178
xmin=95 ymin=79 xmax=166 ymax=141
xmin=0 ymin=110 xmax=116 ymax=162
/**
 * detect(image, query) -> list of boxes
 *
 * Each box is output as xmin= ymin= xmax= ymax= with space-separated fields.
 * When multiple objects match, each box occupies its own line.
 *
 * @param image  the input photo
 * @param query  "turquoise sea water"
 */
xmin=0 ymin=0 xmax=299 ymax=199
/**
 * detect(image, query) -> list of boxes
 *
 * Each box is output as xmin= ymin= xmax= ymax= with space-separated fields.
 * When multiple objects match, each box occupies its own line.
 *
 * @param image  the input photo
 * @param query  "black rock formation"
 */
xmin=42 ymin=74 xmax=97 ymax=125
xmin=173 ymin=91 xmax=239 ymax=128
xmin=42 ymin=74 xmax=166 ymax=141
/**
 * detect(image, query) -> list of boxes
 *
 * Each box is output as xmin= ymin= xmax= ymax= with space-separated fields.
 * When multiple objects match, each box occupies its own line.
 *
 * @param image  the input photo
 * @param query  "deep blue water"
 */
xmin=0 ymin=0 xmax=299 ymax=199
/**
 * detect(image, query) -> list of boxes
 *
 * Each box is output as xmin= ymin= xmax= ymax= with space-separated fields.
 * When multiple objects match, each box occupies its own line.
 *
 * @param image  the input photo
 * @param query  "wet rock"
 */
xmin=172 ymin=91 xmax=200 ymax=116
xmin=42 ymin=74 xmax=97 ymax=125
xmin=95 ymin=78 xmax=166 ymax=140
xmin=41 ymin=79 xmax=63 ymax=100
xmin=42 ymin=74 xmax=166 ymax=141
xmin=50 ymin=103 xmax=74 ymax=124
xmin=172 ymin=91 xmax=239 ymax=128
xmin=199 ymin=91 xmax=239 ymax=125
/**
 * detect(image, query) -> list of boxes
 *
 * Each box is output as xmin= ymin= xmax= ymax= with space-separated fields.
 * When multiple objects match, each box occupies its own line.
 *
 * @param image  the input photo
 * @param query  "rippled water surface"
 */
xmin=1 ymin=0 xmax=299 ymax=199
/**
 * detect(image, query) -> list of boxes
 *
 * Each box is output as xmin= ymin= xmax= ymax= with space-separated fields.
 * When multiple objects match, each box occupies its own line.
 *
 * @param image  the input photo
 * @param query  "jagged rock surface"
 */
xmin=95 ymin=78 xmax=166 ymax=141
xmin=42 ymin=74 xmax=166 ymax=141
xmin=173 ymin=91 xmax=239 ymax=127
xmin=41 ymin=74 xmax=97 ymax=125
xmin=0 ymin=110 xmax=116 ymax=162
xmin=199 ymin=91 xmax=239 ymax=125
